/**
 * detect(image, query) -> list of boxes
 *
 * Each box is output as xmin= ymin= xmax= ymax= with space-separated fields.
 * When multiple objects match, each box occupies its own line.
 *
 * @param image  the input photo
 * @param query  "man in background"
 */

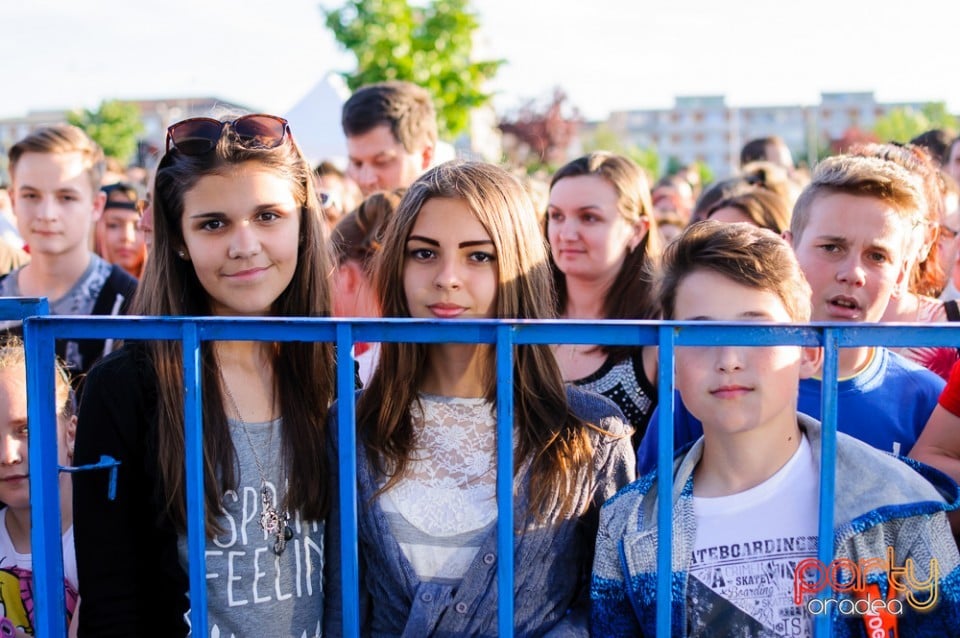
xmin=341 ymin=81 xmax=437 ymax=195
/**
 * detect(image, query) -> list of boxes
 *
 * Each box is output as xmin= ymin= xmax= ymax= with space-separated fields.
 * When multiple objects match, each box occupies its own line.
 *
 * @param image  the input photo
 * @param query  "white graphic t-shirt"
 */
xmin=687 ymin=435 xmax=819 ymax=637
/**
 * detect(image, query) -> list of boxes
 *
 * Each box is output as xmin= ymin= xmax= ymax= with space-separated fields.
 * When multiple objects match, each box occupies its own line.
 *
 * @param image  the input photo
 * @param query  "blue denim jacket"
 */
xmin=325 ymin=386 xmax=635 ymax=637
xmin=591 ymin=415 xmax=960 ymax=637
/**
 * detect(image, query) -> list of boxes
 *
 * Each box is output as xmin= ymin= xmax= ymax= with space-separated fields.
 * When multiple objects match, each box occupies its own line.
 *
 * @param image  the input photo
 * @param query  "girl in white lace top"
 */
xmin=324 ymin=161 xmax=636 ymax=637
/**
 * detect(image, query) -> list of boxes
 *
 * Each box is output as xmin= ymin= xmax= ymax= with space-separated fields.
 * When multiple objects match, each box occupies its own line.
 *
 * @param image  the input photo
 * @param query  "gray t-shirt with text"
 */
xmin=177 ymin=417 xmax=324 ymax=638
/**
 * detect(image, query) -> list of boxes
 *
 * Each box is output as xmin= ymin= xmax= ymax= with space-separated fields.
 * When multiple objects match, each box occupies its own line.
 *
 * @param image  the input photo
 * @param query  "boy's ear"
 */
xmin=91 ymin=190 xmax=106 ymax=223
xmin=799 ymin=346 xmax=822 ymax=380
xmin=782 ymin=229 xmax=794 ymax=246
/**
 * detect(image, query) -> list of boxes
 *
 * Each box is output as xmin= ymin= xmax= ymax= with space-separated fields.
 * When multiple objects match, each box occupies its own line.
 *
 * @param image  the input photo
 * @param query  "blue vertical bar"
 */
xmin=183 ymin=322 xmax=208 ymax=634
xmin=336 ymin=323 xmax=360 ymax=638
xmin=655 ymin=325 xmax=676 ymax=638
xmin=495 ymin=324 xmax=515 ymax=637
xmin=25 ymin=315 xmax=67 ymax=638
xmin=813 ymin=328 xmax=839 ymax=638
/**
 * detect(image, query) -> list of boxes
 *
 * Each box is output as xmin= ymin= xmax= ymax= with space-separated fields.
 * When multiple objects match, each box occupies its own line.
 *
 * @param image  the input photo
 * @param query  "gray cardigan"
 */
xmin=324 ymin=386 xmax=636 ymax=637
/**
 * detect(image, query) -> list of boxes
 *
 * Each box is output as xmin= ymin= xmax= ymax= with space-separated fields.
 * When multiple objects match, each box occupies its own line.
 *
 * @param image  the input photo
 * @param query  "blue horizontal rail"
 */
xmin=14 ymin=307 xmax=960 ymax=637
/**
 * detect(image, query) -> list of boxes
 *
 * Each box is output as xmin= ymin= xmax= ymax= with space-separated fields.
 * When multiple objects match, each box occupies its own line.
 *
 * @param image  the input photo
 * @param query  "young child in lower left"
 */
xmin=0 ymin=338 xmax=78 ymax=637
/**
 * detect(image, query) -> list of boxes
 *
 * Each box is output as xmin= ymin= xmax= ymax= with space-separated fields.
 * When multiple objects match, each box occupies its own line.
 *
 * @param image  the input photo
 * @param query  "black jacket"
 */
xmin=72 ymin=343 xmax=190 ymax=637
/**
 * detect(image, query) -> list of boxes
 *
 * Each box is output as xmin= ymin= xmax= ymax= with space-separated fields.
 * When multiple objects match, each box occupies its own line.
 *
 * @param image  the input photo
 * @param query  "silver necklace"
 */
xmin=220 ymin=372 xmax=293 ymax=555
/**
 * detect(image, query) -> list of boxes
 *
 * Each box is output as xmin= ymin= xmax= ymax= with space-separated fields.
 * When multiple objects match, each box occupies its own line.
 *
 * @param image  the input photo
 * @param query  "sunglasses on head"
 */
xmin=165 ymin=114 xmax=292 ymax=156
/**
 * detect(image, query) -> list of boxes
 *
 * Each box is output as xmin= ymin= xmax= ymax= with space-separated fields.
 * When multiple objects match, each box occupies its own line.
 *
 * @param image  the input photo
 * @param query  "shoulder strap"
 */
xmin=90 ymin=265 xmax=137 ymax=316
xmin=78 ymin=266 xmax=137 ymax=385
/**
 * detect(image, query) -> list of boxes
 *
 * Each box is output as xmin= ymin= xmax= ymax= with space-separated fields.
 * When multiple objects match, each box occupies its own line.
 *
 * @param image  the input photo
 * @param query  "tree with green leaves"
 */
xmin=68 ymin=100 xmax=144 ymax=165
xmin=872 ymin=102 xmax=958 ymax=144
xmin=324 ymin=0 xmax=502 ymax=140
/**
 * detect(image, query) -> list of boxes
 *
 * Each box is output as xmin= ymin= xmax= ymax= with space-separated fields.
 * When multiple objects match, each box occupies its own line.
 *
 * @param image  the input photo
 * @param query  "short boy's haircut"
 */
xmin=790 ymin=154 xmax=926 ymax=245
xmin=740 ymin=135 xmax=787 ymax=167
xmin=8 ymin=124 xmax=105 ymax=193
xmin=341 ymin=81 xmax=438 ymax=153
xmin=658 ymin=220 xmax=812 ymax=323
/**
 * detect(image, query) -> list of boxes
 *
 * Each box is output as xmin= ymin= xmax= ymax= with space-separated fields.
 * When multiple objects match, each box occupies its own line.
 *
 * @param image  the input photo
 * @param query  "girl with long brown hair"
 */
xmin=324 ymin=160 xmax=635 ymax=636
xmin=73 ymin=114 xmax=336 ymax=637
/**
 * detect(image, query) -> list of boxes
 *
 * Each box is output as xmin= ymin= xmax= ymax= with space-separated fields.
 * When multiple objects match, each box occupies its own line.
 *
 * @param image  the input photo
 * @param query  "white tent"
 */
xmin=284 ymin=72 xmax=351 ymax=170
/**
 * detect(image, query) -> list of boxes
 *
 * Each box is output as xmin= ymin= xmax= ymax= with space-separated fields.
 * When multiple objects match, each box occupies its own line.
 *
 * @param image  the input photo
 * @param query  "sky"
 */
xmin=3 ymin=0 xmax=960 ymax=125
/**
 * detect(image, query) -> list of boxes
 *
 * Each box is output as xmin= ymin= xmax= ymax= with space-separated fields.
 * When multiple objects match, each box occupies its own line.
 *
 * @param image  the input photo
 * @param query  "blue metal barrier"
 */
xmin=15 ymin=310 xmax=960 ymax=637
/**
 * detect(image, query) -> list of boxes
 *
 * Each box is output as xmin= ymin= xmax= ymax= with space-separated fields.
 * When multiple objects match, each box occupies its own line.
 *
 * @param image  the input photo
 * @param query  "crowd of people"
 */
xmin=0 ymin=79 xmax=959 ymax=636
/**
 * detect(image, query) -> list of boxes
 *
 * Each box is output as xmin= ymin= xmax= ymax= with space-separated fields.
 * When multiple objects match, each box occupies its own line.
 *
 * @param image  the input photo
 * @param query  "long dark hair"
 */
xmin=137 ymin=118 xmax=335 ymax=535
xmin=359 ymin=161 xmax=597 ymax=522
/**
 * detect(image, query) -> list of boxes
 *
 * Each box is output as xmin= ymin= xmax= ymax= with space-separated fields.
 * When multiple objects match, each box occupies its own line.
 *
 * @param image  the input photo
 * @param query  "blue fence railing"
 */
xmin=14 ymin=305 xmax=960 ymax=637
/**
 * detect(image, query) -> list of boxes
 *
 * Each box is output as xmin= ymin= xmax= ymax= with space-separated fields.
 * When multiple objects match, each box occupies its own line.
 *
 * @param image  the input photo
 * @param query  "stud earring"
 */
xmin=177 ymin=250 xmax=187 ymax=259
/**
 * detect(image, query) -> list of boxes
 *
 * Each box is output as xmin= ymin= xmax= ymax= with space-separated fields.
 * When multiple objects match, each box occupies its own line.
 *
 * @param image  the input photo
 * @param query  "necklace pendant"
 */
xmin=260 ymin=506 xmax=281 ymax=535
xmin=259 ymin=487 xmax=282 ymax=534
xmin=259 ymin=486 xmax=292 ymax=554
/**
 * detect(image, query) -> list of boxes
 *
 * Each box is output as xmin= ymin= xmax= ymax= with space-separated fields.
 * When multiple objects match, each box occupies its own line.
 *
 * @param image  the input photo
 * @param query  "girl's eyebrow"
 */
xmin=548 ymin=204 xmax=603 ymax=212
xmin=188 ymin=203 xmax=293 ymax=219
xmin=407 ymin=235 xmax=494 ymax=248
xmin=407 ymin=235 xmax=438 ymax=246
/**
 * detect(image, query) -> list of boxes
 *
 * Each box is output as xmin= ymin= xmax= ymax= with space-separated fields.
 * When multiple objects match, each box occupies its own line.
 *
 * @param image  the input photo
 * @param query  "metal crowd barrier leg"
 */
xmin=24 ymin=315 xmax=66 ymax=638
xmin=495 ymin=324 xmax=516 ymax=636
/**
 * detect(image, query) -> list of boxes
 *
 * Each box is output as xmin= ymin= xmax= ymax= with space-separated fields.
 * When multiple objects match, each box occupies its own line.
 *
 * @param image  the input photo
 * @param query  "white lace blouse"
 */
xmin=378 ymin=393 xmax=501 ymax=585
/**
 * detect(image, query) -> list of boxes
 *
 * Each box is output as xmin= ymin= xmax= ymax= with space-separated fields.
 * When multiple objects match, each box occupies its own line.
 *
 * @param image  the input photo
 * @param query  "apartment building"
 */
xmin=605 ymin=92 xmax=927 ymax=178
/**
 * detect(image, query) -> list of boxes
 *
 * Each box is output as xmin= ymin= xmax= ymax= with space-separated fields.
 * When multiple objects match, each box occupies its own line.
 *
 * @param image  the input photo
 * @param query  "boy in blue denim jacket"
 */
xmin=591 ymin=221 xmax=960 ymax=637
